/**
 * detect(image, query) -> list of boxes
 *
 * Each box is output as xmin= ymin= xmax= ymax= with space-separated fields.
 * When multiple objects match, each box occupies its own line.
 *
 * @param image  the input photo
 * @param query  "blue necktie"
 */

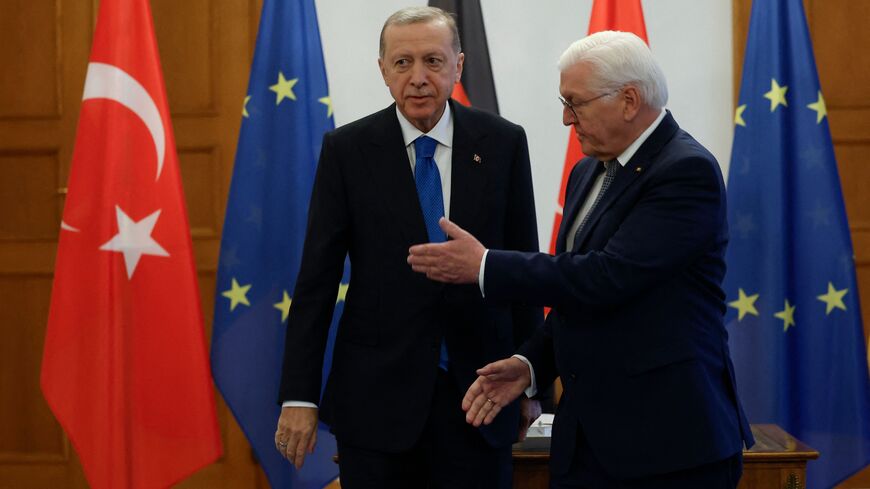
xmin=414 ymin=135 xmax=446 ymax=243
xmin=414 ymin=135 xmax=449 ymax=370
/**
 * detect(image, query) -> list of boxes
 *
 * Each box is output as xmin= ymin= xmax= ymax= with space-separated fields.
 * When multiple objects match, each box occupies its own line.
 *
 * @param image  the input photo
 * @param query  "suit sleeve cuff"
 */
xmin=479 ymin=249 xmax=489 ymax=297
xmin=282 ymin=401 xmax=318 ymax=408
xmin=512 ymin=354 xmax=537 ymax=398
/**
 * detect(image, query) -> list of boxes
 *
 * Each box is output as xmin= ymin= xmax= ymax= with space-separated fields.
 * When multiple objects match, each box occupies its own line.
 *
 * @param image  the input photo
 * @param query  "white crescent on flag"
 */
xmin=82 ymin=62 xmax=166 ymax=181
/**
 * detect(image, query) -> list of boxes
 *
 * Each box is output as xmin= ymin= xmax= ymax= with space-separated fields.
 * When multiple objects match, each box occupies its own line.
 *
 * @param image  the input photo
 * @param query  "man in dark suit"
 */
xmin=273 ymin=6 xmax=542 ymax=489
xmin=408 ymin=31 xmax=754 ymax=489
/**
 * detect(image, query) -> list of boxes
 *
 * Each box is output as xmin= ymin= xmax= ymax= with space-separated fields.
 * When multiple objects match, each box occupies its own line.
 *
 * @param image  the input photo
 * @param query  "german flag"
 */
xmin=429 ymin=0 xmax=499 ymax=114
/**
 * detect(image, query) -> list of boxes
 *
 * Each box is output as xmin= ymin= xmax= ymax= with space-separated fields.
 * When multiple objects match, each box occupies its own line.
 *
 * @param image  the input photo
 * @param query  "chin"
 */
xmin=405 ymin=110 xmax=436 ymax=127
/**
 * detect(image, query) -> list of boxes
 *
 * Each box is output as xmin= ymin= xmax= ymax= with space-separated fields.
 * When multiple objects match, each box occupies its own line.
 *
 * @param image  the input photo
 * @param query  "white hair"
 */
xmin=558 ymin=30 xmax=668 ymax=109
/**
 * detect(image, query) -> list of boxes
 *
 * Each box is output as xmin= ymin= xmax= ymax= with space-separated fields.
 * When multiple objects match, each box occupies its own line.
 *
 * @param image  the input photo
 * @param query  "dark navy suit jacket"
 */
xmin=486 ymin=112 xmax=754 ymax=479
xmin=279 ymin=101 xmax=543 ymax=452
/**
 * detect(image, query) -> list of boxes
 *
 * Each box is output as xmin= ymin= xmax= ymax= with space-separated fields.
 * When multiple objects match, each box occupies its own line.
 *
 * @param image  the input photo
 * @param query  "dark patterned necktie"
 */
xmin=573 ymin=160 xmax=619 ymax=249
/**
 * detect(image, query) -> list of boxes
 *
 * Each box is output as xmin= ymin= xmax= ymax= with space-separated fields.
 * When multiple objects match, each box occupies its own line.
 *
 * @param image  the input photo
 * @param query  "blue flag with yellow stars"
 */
xmin=725 ymin=0 xmax=870 ymax=487
xmin=211 ymin=0 xmax=343 ymax=487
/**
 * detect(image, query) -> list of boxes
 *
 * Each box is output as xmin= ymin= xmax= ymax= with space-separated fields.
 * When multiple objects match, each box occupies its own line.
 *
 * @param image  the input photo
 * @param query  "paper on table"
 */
xmin=526 ymin=413 xmax=554 ymax=438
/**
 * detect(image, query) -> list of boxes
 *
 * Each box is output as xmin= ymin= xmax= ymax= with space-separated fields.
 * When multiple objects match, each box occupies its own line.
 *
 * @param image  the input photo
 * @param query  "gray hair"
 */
xmin=379 ymin=6 xmax=461 ymax=58
xmin=558 ymin=30 xmax=668 ymax=109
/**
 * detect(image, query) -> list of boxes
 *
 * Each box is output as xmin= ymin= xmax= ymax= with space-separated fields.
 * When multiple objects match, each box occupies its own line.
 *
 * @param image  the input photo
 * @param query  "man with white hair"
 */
xmin=408 ymin=30 xmax=755 ymax=488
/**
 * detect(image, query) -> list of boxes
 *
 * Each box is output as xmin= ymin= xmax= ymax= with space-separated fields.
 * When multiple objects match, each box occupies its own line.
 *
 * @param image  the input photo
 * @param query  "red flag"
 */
xmin=548 ymin=0 xmax=649 ymax=253
xmin=40 ymin=0 xmax=222 ymax=487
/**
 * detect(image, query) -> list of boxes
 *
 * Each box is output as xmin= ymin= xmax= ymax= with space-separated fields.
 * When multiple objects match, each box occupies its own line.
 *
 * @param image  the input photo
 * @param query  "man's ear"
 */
xmin=622 ymin=85 xmax=642 ymax=121
xmin=378 ymin=58 xmax=389 ymax=86
xmin=455 ymin=52 xmax=465 ymax=83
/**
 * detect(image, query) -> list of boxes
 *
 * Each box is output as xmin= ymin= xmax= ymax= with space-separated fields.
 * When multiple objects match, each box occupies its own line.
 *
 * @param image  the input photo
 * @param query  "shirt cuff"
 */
xmin=282 ymin=401 xmax=318 ymax=409
xmin=478 ymin=249 xmax=489 ymax=297
xmin=512 ymin=354 xmax=537 ymax=398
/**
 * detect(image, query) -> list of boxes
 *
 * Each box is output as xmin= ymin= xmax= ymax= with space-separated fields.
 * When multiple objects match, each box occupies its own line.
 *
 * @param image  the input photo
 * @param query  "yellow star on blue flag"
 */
xmin=764 ymin=78 xmax=788 ymax=112
xmin=222 ymin=278 xmax=251 ymax=311
xmin=816 ymin=282 xmax=847 ymax=315
xmin=728 ymin=288 xmax=759 ymax=321
xmin=270 ymin=72 xmax=298 ymax=105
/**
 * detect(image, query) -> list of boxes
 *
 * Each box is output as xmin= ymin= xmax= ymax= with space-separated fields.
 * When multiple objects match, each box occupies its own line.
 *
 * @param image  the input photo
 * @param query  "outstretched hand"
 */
xmin=408 ymin=218 xmax=484 ymax=284
xmin=462 ymin=357 xmax=532 ymax=427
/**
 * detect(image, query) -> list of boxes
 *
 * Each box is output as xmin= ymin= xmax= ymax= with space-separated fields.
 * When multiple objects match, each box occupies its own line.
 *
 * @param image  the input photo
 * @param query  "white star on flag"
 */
xmin=100 ymin=205 xmax=169 ymax=278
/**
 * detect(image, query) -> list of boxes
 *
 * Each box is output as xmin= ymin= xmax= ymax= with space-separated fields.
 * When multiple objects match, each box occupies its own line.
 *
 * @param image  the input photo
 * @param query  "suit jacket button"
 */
xmin=569 ymin=373 xmax=577 ymax=381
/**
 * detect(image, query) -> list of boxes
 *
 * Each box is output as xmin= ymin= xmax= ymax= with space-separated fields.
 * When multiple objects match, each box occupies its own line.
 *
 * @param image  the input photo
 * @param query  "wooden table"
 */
xmin=512 ymin=424 xmax=818 ymax=489
xmin=740 ymin=424 xmax=819 ymax=489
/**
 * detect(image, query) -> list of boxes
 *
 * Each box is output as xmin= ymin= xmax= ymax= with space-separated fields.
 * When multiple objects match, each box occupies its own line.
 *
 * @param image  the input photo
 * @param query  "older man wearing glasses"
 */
xmin=409 ymin=30 xmax=755 ymax=489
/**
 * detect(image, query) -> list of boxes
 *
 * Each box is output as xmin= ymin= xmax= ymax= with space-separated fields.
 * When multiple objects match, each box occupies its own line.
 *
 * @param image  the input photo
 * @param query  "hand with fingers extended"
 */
xmin=275 ymin=406 xmax=318 ymax=469
xmin=462 ymin=357 xmax=532 ymax=428
xmin=407 ymin=217 xmax=484 ymax=284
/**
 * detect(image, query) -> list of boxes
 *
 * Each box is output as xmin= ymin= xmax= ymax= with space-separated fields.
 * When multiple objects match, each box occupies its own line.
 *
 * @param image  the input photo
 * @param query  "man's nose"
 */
xmin=562 ymin=107 xmax=577 ymax=126
xmin=409 ymin=64 xmax=428 ymax=86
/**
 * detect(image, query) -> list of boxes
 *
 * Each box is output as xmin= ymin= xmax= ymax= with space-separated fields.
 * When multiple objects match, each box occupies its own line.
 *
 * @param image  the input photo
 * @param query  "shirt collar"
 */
xmin=396 ymin=102 xmax=453 ymax=149
xmin=615 ymin=108 xmax=667 ymax=167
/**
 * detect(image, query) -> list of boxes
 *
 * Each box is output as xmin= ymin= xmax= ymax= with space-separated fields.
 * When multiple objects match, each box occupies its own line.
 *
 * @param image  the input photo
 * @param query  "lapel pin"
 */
xmin=473 ymin=154 xmax=482 ymax=164
xmin=635 ymin=167 xmax=643 ymax=173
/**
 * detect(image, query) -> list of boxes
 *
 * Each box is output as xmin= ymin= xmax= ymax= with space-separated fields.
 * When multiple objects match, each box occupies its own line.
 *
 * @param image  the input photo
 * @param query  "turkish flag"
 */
xmin=40 ymin=0 xmax=222 ymax=487
xmin=548 ymin=0 xmax=649 ymax=253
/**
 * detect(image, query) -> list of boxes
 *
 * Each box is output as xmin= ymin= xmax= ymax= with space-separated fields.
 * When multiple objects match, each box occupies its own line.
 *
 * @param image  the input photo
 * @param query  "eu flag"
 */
xmin=211 ymin=0 xmax=343 ymax=487
xmin=725 ymin=0 xmax=870 ymax=487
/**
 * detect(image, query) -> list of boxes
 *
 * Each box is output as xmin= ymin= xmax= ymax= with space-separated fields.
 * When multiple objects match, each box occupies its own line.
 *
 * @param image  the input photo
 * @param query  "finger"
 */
xmin=293 ymin=432 xmax=310 ymax=469
xmin=275 ymin=426 xmax=292 ymax=454
xmin=439 ymin=217 xmax=468 ymax=240
xmin=408 ymin=254 xmax=440 ymax=268
xmin=408 ymin=243 xmax=445 ymax=259
xmin=462 ymin=379 xmax=485 ymax=411
xmin=471 ymin=396 xmax=497 ymax=427
xmin=308 ymin=429 xmax=318 ymax=454
xmin=285 ymin=429 xmax=300 ymax=463
xmin=475 ymin=361 xmax=504 ymax=377
xmin=483 ymin=402 xmax=503 ymax=426
xmin=275 ymin=436 xmax=289 ymax=453
xmin=465 ymin=392 xmax=490 ymax=425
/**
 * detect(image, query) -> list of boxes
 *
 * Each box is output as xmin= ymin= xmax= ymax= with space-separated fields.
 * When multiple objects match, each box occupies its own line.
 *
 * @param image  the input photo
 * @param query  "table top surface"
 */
xmin=512 ymin=423 xmax=819 ymax=462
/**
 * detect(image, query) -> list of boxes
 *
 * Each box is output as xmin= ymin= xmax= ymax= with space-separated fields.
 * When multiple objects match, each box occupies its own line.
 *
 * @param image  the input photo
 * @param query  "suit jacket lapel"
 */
xmin=448 ymin=102 xmax=487 ymax=231
xmin=363 ymin=105 xmax=430 ymax=245
xmin=572 ymin=111 xmax=680 ymax=251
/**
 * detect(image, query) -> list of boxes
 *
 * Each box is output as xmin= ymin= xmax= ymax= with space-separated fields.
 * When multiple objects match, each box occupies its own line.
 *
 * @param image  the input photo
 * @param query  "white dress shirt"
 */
xmin=284 ymin=104 xmax=455 ymax=409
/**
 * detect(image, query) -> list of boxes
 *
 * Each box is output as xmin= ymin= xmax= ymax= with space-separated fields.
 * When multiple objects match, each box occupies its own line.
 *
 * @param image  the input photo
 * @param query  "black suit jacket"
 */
xmin=279 ymin=100 xmax=542 ymax=451
xmin=486 ymin=112 xmax=754 ymax=479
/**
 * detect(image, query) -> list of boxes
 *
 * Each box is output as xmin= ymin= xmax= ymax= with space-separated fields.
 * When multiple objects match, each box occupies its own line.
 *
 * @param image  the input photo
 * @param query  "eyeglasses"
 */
xmin=559 ymin=90 xmax=618 ymax=120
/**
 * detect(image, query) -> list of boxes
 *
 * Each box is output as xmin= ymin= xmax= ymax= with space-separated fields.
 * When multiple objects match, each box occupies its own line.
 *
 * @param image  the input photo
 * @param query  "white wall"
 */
xmin=315 ymin=0 xmax=733 ymax=251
